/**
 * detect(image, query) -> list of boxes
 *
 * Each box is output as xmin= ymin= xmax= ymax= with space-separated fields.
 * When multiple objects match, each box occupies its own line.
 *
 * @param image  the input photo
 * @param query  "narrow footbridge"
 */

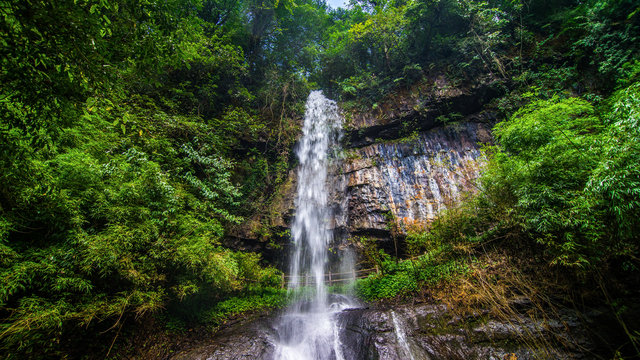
xmin=281 ymin=267 xmax=379 ymax=288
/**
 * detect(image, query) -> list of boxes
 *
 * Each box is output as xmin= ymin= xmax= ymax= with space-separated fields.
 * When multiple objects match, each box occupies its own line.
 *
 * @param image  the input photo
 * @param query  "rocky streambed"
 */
xmin=170 ymin=300 xmax=595 ymax=360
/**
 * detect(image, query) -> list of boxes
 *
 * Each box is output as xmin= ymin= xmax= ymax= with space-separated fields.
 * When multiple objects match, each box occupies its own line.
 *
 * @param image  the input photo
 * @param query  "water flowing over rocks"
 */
xmin=272 ymin=91 xmax=349 ymax=360
xmin=170 ymin=302 xmax=595 ymax=360
xmin=336 ymin=303 xmax=593 ymax=360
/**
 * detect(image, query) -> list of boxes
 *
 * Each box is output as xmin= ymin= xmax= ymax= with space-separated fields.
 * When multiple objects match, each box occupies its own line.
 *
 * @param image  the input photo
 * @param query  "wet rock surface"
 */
xmin=332 ymin=122 xmax=491 ymax=239
xmin=170 ymin=302 xmax=596 ymax=360
xmin=170 ymin=314 xmax=277 ymax=360
xmin=337 ymin=303 xmax=594 ymax=360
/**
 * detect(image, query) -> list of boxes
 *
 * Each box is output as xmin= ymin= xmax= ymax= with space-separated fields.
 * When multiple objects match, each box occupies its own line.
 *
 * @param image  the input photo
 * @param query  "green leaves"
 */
xmin=494 ymin=97 xmax=599 ymax=158
xmin=566 ymin=0 xmax=640 ymax=85
xmin=349 ymin=4 xmax=409 ymax=71
xmin=586 ymin=81 xmax=640 ymax=242
xmin=354 ymin=249 xmax=469 ymax=301
xmin=480 ymin=88 xmax=640 ymax=268
xmin=0 ymin=1 xmax=288 ymax=354
xmin=485 ymin=97 xmax=602 ymax=266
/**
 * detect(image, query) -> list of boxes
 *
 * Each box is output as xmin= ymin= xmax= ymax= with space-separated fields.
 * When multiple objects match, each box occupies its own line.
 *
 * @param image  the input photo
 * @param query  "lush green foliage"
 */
xmin=355 ymin=253 xmax=469 ymax=301
xmin=1 ymin=0 xmax=639 ymax=357
xmin=0 ymin=0 xmax=326 ymax=356
xmin=163 ymin=287 xmax=288 ymax=331
xmin=480 ymin=88 xmax=640 ymax=268
xmin=407 ymin=81 xmax=640 ymax=272
xmin=355 ymin=240 xmax=469 ymax=301
xmin=312 ymin=0 xmax=640 ymax=105
xmin=366 ymin=0 xmax=640 ymax=274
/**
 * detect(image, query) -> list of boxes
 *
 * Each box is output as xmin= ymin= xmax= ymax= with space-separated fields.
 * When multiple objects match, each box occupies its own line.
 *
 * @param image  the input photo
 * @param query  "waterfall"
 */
xmin=288 ymin=90 xmax=341 ymax=297
xmin=392 ymin=311 xmax=416 ymax=360
xmin=391 ymin=311 xmax=430 ymax=360
xmin=273 ymin=90 xmax=351 ymax=360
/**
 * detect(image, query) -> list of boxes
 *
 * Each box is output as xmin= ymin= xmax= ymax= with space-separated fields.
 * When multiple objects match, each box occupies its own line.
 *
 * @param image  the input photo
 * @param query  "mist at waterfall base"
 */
xmin=272 ymin=91 xmax=355 ymax=360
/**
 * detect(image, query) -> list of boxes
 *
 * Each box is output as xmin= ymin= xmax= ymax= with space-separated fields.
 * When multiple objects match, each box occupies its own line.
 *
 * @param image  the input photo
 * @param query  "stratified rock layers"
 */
xmin=332 ymin=121 xmax=491 ymax=237
xmin=227 ymin=79 xmax=501 ymax=250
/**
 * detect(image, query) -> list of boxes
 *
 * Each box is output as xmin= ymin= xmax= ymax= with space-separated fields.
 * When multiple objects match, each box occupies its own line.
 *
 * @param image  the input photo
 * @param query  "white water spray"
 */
xmin=273 ymin=91 xmax=350 ymax=360
xmin=392 ymin=311 xmax=430 ymax=360
xmin=392 ymin=311 xmax=416 ymax=360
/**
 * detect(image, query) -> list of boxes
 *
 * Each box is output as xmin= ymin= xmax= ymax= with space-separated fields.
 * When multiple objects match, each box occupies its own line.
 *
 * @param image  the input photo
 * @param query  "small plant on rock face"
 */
xmin=353 ymin=236 xmax=384 ymax=270
xmin=436 ymin=112 xmax=463 ymax=125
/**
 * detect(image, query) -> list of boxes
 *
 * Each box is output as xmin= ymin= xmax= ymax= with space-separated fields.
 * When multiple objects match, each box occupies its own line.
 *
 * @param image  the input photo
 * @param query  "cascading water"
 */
xmin=273 ymin=91 xmax=353 ymax=360
xmin=391 ymin=311 xmax=416 ymax=360
xmin=391 ymin=311 xmax=430 ymax=360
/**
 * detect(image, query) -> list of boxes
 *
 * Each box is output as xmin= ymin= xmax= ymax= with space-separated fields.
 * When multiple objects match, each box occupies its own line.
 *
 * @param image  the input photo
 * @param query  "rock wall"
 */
xmin=332 ymin=121 xmax=491 ymax=238
xmin=343 ymin=76 xmax=500 ymax=147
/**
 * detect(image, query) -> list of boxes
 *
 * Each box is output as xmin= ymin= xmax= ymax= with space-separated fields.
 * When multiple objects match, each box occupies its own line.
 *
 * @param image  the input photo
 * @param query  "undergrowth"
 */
xmin=354 ymin=251 xmax=470 ymax=301
xmin=162 ymin=287 xmax=289 ymax=333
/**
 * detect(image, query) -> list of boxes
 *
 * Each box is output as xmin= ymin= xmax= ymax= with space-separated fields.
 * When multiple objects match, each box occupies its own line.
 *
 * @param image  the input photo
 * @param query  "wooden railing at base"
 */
xmin=280 ymin=266 xmax=380 ymax=288
xmin=279 ymin=255 xmax=431 ymax=288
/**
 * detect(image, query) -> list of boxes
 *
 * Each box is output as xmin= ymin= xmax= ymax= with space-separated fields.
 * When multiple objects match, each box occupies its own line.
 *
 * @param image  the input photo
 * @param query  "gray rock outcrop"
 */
xmin=332 ymin=122 xmax=491 ymax=238
xmin=170 ymin=302 xmax=594 ymax=360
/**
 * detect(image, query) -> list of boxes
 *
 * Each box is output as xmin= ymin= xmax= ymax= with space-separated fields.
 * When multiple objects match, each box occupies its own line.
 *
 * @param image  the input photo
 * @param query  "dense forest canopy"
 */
xmin=1 ymin=0 xmax=639 ymax=357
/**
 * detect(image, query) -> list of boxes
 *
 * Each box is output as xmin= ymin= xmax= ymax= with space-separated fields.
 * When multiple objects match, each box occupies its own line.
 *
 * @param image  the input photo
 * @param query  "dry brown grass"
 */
xmin=421 ymin=250 xmax=594 ymax=359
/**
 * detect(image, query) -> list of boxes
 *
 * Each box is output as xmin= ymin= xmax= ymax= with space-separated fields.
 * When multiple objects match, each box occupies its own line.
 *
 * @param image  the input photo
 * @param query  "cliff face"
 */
xmin=227 ymin=77 xmax=501 ymax=256
xmin=329 ymin=76 xmax=500 ymax=245
xmin=342 ymin=76 xmax=499 ymax=148
xmin=332 ymin=122 xmax=491 ymax=238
